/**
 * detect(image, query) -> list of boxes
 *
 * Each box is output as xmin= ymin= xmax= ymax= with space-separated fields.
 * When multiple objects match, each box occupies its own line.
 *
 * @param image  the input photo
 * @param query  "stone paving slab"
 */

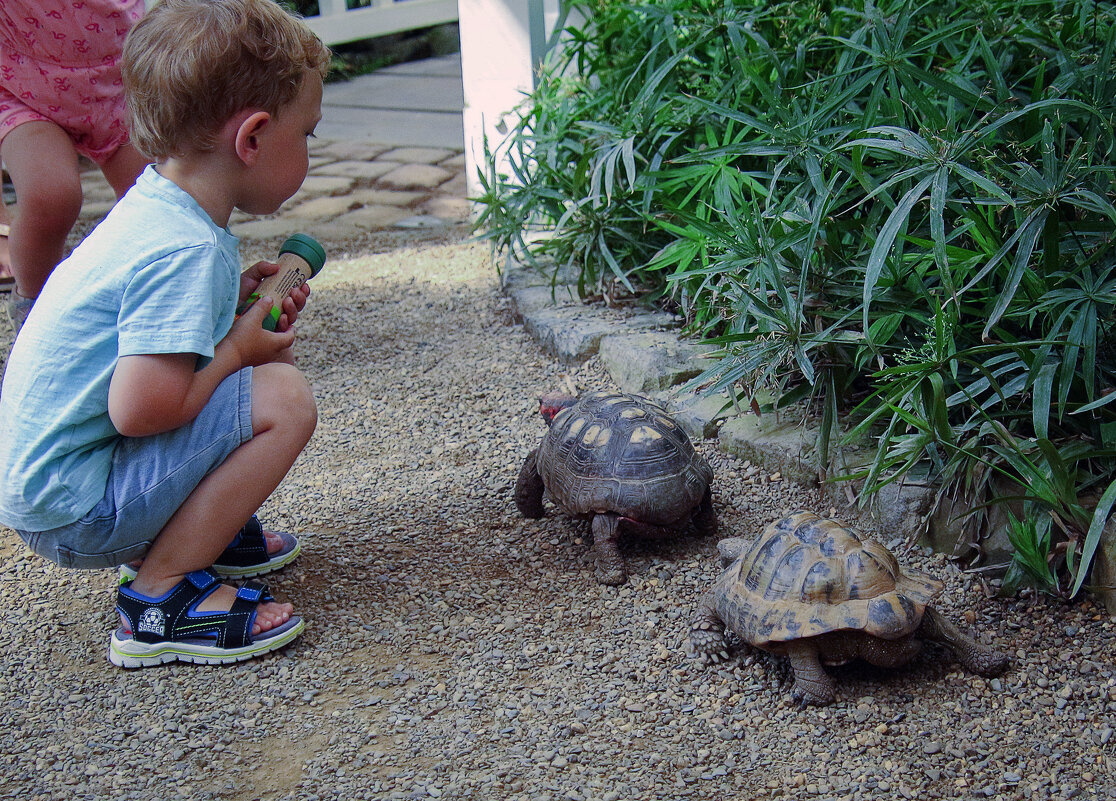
xmin=379 ymin=147 xmax=459 ymax=165
xmin=323 ymin=73 xmax=464 ymax=113
xmin=313 ymin=106 xmax=465 ymax=149
xmin=378 ymin=163 xmax=455 ymax=190
xmin=310 ymin=159 xmax=400 ymax=180
xmin=510 ymin=284 xmax=581 ymax=313
xmin=312 ymin=141 xmax=393 ymax=161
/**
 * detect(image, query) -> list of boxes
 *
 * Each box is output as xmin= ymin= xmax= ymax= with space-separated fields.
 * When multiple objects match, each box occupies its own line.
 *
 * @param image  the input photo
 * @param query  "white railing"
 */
xmin=304 ymin=0 xmax=460 ymax=47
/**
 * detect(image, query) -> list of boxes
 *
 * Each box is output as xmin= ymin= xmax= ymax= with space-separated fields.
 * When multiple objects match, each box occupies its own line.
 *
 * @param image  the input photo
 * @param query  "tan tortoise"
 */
xmin=689 ymin=511 xmax=1009 ymax=705
xmin=515 ymin=391 xmax=715 ymax=585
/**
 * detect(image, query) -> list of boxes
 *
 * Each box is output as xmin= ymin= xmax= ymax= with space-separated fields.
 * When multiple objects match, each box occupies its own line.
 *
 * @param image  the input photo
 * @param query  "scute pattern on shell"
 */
xmin=536 ymin=392 xmax=713 ymax=526
xmin=715 ymin=511 xmax=943 ymax=647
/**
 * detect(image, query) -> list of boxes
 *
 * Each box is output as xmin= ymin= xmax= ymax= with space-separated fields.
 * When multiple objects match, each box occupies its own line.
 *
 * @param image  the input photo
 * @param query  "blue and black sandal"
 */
xmin=118 ymin=516 xmax=301 ymax=582
xmin=109 ymin=568 xmax=304 ymax=667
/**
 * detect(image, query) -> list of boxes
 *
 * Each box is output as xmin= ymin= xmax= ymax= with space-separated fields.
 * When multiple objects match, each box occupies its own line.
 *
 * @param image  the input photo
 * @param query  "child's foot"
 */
xmin=194 ymin=582 xmax=293 ymax=635
xmin=5 ymin=291 xmax=32 ymax=330
xmin=123 ymin=528 xmax=288 ymax=570
xmin=119 ymin=517 xmax=301 ymax=581
xmin=118 ymin=579 xmax=292 ymax=636
xmin=111 ymin=569 xmax=304 ymax=668
xmin=121 ymin=570 xmax=294 ymax=635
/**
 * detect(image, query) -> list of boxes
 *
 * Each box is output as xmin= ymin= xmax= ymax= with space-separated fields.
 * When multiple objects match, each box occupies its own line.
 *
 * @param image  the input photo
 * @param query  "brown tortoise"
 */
xmin=689 ymin=511 xmax=1009 ymax=705
xmin=515 ymin=391 xmax=715 ymax=585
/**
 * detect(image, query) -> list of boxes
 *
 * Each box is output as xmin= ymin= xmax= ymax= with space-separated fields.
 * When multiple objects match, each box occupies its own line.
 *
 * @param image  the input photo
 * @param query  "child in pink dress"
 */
xmin=0 ymin=0 xmax=151 ymax=326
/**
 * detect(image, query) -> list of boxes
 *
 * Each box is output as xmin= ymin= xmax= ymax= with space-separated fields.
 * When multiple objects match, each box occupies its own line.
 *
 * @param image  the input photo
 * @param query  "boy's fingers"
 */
xmin=246 ymin=259 xmax=279 ymax=280
xmin=274 ymin=327 xmax=297 ymax=349
xmin=246 ymin=296 xmax=274 ymax=320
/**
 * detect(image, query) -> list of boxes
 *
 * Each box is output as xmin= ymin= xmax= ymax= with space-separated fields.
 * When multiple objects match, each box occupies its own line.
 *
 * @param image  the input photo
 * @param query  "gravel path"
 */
xmin=1 ymin=238 xmax=1114 ymax=801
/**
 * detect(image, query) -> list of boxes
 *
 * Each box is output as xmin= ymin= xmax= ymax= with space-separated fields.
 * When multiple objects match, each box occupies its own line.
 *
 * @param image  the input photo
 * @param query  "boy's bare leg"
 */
xmin=128 ymin=362 xmax=317 ymax=635
xmin=0 ymin=121 xmax=83 ymax=298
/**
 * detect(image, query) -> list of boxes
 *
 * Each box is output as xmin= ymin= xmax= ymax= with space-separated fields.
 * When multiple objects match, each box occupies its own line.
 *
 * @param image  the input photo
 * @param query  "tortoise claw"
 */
xmin=790 ymin=682 xmax=836 ymax=707
xmin=596 ymin=567 xmax=627 ymax=586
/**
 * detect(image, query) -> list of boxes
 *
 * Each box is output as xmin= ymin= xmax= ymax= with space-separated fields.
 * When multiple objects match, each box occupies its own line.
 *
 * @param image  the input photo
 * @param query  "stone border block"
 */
xmin=716 ymin=413 xmax=818 ymax=487
xmin=598 ymin=331 xmax=712 ymax=394
xmin=521 ymin=307 xmax=621 ymax=363
xmin=657 ymin=391 xmax=730 ymax=441
xmin=511 ymin=285 xmax=581 ymax=316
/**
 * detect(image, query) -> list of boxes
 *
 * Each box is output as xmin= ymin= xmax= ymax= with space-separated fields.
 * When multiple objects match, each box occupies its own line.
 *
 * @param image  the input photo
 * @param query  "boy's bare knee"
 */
xmin=252 ymin=363 xmax=317 ymax=437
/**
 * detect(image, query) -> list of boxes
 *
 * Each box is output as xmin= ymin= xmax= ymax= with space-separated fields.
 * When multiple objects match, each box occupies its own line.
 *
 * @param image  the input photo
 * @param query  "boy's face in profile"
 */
xmin=241 ymin=70 xmax=324 ymax=216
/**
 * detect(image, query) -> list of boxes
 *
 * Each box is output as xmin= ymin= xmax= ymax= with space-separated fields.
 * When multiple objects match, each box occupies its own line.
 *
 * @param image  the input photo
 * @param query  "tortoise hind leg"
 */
xmin=692 ymin=485 xmax=717 ymax=537
xmin=918 ymin=607 xmax=1010 ymax=677
xmin=784 ymin=640 xmax=836 ymax=706
xmin=591 ymin=513 xmax=626 ymax=585
xmin=514 ymin=449 xmax=546 ymax=518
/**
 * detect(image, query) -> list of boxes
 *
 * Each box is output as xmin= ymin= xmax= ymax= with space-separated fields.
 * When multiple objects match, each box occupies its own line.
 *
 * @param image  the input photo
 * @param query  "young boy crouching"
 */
xmin=0 ymin=0 xmax=331 ymax=666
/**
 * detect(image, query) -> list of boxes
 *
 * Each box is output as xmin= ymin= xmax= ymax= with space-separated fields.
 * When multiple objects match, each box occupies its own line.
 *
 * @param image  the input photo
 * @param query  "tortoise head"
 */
xmin=539 ymin=391 xmax=578 ymax=426
xmin=716 ymin=537 xmax=749 ymax=568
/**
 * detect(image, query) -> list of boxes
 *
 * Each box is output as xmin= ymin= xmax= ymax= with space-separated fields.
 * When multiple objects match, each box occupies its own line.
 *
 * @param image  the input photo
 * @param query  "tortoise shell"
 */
xmin=535 ymin=391 xmax=712 ymax=526
xmin=714 ymin=511 xmax=943 ymax=647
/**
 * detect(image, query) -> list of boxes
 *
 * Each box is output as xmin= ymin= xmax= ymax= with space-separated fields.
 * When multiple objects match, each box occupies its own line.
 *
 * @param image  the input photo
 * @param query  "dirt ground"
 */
xmin=0 ymin=236 xmax=1114 ymax=801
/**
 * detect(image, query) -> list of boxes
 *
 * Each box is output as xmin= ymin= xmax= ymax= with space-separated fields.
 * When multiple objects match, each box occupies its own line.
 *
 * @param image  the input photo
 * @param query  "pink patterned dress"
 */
xmin=0 ymin=0 xmax=144 ymax=164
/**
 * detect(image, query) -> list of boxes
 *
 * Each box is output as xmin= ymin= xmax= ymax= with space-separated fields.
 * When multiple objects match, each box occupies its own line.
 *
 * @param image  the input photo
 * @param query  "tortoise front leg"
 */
xmin=688 ymin=592 xmax=729 ymax=664
xmin=692 ymin=485 xmax=717 ymax=537
xmin=591 ymin=513 xmax=626 ymax=585
xmin=784 ymin=640 xmax=836 ymax=706
xmin=514 ymin=449 xmax=546 ymax=518
xmin=918 ymin=607 xmax=1010 ymax=677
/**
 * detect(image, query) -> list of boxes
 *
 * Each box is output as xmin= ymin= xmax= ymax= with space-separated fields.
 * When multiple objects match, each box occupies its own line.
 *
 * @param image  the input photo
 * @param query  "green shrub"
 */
xmin=476 ymin=0 xmax=1116 ymax=598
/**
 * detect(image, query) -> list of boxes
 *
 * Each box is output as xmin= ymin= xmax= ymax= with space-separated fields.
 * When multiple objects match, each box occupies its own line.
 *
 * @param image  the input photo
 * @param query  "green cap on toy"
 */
xmin=279 ymin=233 xmax=326 ymax=278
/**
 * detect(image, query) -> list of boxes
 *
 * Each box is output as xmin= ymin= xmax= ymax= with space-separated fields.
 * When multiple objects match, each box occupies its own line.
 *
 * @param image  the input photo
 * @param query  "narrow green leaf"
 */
xmin=1031 ymin=362 xmax=1056 ymax=438
xmin=863 ymin=174 xmax=935 ymax=329
xmin=1070 ymin=479 xmax=1116 ymax=598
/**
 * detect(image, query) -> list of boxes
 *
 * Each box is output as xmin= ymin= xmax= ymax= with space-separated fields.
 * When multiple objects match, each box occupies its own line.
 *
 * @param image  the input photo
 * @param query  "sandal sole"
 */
xmin=108 ymin=617 xmax=304 ymax=668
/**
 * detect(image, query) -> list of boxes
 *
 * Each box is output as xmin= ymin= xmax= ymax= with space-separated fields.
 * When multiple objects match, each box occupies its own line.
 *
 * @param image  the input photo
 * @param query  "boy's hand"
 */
xmin=240 ymin=259 xmax=311 ymax=332
xmin=227 ymin=298 xmax=297 ymax=367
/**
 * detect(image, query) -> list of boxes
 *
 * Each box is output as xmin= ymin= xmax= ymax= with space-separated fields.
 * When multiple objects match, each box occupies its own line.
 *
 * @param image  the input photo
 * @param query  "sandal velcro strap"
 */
xmin=218 ymin=516 xmax=269 ymax=568
xmin=223 ymin=581 xmax=273 ymax=647
xmin=116 ymin=568 xmax=274 ymax=649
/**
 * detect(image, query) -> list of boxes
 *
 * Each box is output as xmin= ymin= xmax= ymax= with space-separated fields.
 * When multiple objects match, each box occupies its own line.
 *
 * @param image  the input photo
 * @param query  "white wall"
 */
xmin=458 ymin=0 xmax=570 ymax=199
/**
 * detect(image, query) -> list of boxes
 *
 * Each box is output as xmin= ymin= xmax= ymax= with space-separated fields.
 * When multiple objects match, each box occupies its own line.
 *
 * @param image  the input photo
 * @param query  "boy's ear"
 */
xmin=233 ymin=111 xmax=271 ymax=165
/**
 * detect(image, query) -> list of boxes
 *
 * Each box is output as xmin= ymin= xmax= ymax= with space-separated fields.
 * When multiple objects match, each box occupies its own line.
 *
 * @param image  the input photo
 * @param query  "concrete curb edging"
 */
xmin=503 ymin=262 xmax=1116 ymax=615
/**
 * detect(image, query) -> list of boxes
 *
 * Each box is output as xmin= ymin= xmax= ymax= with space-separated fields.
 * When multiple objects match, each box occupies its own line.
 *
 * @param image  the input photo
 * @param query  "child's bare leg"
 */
xmin=129 ymin=363 xmax=317 ymax=634
xmin=0 ymin=121 xmax=83 ymax=298
xmin=0 ymin=201 xmax=12 ymax=277
xmin=99 ymin=142 xmax=150 ymax=199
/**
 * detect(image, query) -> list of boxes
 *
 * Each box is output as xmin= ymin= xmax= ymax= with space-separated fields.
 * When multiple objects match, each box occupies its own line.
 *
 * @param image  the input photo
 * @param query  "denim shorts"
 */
xmin=17 ymin=367 xmax=254 ymax=570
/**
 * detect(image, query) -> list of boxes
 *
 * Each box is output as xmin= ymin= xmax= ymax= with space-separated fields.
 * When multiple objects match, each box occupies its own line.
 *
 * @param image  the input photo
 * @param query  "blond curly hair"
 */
xmin=122 ymin=0 xmax=331 ymax=159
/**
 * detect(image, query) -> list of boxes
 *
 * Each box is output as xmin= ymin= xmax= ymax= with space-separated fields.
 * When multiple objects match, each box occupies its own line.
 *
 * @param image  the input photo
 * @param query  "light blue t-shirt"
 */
xmin=0 ymin=165 xmax=241 ymax=531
